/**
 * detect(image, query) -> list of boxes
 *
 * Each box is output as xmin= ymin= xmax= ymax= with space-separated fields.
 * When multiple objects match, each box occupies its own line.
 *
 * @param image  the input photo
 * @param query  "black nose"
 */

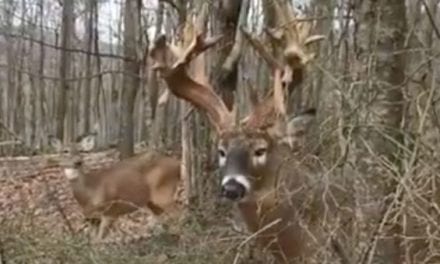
xmin=221 ymin=179 xmax=246 ymax=201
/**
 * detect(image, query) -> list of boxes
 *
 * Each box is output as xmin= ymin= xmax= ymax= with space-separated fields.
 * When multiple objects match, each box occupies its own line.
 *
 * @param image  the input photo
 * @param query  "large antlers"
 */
xmin=255 ymin=0 xmax=325 ymax=70
xmin=241 ymin=0 xmax=324 ymax=129
xmin=150 ymin=1 xmax=321 ymax=134
xmin=150 ymin=5 xmax=234 ymax=133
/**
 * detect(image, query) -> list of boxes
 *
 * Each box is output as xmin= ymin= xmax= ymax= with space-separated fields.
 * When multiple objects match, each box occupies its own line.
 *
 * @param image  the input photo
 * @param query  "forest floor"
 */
xmin=0 ymin=151 xmax=262 ymax=264
xmin=1 ymin=211 xmax=250 ymax=264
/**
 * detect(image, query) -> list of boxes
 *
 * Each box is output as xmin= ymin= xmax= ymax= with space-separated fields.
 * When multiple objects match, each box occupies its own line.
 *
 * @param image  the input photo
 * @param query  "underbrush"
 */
xmin=0 ymin=208 xmax=259 ymax=264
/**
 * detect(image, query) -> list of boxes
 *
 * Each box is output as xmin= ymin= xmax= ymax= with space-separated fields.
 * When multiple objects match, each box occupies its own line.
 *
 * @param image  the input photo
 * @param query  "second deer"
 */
xmin=48 ymin=134 xmax=182 ymax=241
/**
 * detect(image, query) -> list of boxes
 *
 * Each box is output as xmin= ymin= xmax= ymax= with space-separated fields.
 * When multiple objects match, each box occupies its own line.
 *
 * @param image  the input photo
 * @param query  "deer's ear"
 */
xmin=48 ymin=136 xmax=63 ymax=153
xmin=287 ymin=109 xmax=316 ymax=134
xmin=77 ymin=133 xmax=97 ymax=152
xmin=278 ymin=108 xmax=316 ymax=148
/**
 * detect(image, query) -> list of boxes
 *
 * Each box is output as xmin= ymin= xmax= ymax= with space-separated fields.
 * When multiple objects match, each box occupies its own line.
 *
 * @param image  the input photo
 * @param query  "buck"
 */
xmin=149 ymin=3 xmax=353 ymax=263
xmin=48 ymin=134 xmax=182 ymax=241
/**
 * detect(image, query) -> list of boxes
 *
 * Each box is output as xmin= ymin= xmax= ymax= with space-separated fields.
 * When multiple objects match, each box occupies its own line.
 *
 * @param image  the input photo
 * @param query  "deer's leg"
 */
xmin=87 ymin=217 xmax=101 ymax=239
xmin=82 ymin=210 xmax=101 ymax=240
xmin=95 ymin=216 xmax=115 ymax=241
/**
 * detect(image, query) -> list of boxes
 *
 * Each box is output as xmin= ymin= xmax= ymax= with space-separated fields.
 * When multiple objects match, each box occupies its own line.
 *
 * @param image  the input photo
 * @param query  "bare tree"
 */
xmin=352 ymin=0 xmax=407 ymax=262
xmin=82 ymin=0 xmax=97 ymax=134
xmin=56 ymin=0 xmax=75 ymax=142
xmin=352 ymin=1 xmax=406 ymax=183
xmin=211 ymin=0 xmax=245 ymax=110
xmin=118 ymin=0 xmax=142 ymax=158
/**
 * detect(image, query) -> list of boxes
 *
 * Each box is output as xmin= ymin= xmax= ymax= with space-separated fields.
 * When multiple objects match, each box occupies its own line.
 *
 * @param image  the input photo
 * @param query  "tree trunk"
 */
xmin=353 ymin=0 xmax=407 ymax=262
xmin=211 ymin=0 xmax=244 ymax=110
xmin=93 ymin=2 xmax=105 ymax=144
xmin=353 ymin=0 xmax=406 ymax=176
xmin=83 ymin=0 xmax=95 ymax=134
xmin=118 ymin=0 xmax=141 ymax=158
xmin=56 ymin=0 xmax=74 ymax=141
xmin=150 ymin=2 xmax=165 ymax=148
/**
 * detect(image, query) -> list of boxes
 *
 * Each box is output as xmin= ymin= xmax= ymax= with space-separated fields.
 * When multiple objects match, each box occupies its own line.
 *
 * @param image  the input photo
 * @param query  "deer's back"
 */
xmin=74 ymin=152 xmax=181 ymax=217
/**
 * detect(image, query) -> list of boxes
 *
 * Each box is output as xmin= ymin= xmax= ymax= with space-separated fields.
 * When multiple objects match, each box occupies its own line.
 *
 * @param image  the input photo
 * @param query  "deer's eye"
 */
xmin=254 ymin=148 xmax=267 ymax=157
xmin=218 ymin=148 xmax=226 ymax=158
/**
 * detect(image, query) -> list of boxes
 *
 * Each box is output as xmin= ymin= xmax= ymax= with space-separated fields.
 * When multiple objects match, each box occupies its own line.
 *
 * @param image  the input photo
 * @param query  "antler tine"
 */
xmin=241 ymin=27 xmax=282 ymax=71
xmin=248 ymin=0 xmax=321 ymax=71
xmin=150 ymin=7 xmax=233 ymax=133
xmin=272 ymin=0 xmax=298 ymax=44
xmin=241 ymin=2 xmax=325 ymax=130
xmin=242 ymin=69 xmax=285 ymax=129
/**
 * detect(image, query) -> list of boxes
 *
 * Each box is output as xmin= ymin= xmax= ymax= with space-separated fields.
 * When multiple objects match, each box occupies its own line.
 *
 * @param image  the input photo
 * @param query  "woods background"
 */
xmin=0 ymin=0 xmax=439 ymax=263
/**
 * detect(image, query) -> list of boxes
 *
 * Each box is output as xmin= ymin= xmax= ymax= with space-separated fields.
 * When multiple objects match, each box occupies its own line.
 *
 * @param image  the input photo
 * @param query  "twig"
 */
xmin=0 ymin=64 xmax=147 ymax=82
xmin=0 ymin=32 xmax=132 ymax=61
xmin=0 ymin=238 xmax=5 ymax=264
xmin=279 ymin=15 xmax=353 ymax=30
xmin=420 ymin=0 xmax=440 ymax=39
xmin=0 ymin=121 xmax=22 ymax=142
xmin=359 ymin=193 xmax=397 ymax=264
xmin=0 ymin=141 xmax=21 ymax=146
xmin=232 ymin=218 xmax=282 ymax=264
xmin=43 ymin=180 xmax=75 ymax=235
xmin=331 ymin=237 xmax=351 ymax=264
xmin=0 ymin=120 xmax=37 ymax=154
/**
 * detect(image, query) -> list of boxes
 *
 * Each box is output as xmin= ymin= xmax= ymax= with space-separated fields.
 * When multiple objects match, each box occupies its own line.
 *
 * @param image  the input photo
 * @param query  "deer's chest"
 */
xmin=237 ymin=200 xmax=309 ymax=260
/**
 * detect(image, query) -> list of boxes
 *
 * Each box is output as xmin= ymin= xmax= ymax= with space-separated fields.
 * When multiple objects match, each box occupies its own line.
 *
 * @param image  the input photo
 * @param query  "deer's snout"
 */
xmin=221 ymin=175 xmax=250 ymax=201
xmin=221 ymin=179 xmax=245 ymax=201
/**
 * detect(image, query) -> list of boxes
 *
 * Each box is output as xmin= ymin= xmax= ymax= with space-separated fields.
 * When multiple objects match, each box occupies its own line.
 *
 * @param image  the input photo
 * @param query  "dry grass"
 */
xmin=0 ymin=208 xmax=255 ymax=264
xmin=1 ymin=136 xmax=440 ymax=264
xmin=0 ymin=151 xmax=261 ymax=264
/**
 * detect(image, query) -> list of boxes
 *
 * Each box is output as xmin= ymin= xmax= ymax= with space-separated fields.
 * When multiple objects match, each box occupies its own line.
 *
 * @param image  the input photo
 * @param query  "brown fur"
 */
xmin=219 ymin=128 xmax=352 ymax=263
xmin=148 ymin=15 xmax=348 ymax=263
xmin=73 ymin=153 xmax=181 ymax=220
xmin=49 ymin=136 xmax=182 ymax=241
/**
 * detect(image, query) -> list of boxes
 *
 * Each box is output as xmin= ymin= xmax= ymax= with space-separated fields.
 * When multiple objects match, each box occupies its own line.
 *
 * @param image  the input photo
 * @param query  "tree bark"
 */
xmin=353 ymin=0 xmax=407 ymax=262
xmin=353 ymin=0 xmax=406 ymax=172
xmin=211 ymin=0 xmax=244 ymax=110
xmin=118 ymin=0 xmax=141 ymax=158
xmin=56 ymin=0 xmax=74 ymax=141
xmin=83 ymin=0 xmax=96 ymax=134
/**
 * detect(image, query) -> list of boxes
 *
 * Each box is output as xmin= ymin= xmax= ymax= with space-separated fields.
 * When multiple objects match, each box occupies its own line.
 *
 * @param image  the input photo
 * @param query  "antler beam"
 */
xmin=150 ymin=11 xmax=233 ymax=133
xmin=241 ymin=0 xmax=324 ymax=130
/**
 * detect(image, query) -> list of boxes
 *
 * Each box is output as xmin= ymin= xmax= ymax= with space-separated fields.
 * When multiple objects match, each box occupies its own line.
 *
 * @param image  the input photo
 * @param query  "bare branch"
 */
xmin=420 ymin=0 xmax=440 ymax=39
xmin=221 ymin=0 xmax=250 ymax=72
xmin=0 ymin=32 xmax=131 ymax=61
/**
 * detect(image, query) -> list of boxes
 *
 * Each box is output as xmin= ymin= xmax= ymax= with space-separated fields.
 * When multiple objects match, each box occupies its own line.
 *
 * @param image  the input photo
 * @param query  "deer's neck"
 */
xmin=66 ymin=168 xmax=94 ymax=205
xmin=237 ymin=197 xmax=307 ymax=262
xmin=64 ymin=167 xmax=82 ymax=181
xmin=236 ymin=147 xmax=323 ymax=261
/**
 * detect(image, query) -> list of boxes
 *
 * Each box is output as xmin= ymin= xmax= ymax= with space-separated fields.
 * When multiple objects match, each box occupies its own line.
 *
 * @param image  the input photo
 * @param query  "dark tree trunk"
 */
xmin=118 ymin=0 xmax=141 ymax=158
xmin=56 ymin=0 xmax=74 ymax=141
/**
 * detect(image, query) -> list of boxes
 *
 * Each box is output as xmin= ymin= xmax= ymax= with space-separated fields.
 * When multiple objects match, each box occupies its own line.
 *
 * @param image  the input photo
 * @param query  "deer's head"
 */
xmin=150 ymin=3 xmax=322 ymax=202
xmin=48 ymin=133 xmax=97 ymax=181
xmin=217 ymin=108 xmax=316 ymax=201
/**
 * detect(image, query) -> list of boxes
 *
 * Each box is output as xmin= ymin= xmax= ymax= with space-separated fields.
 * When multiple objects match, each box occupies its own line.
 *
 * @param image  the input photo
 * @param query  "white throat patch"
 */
xmin=64 ymin=168 xmax=80 ymax=180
